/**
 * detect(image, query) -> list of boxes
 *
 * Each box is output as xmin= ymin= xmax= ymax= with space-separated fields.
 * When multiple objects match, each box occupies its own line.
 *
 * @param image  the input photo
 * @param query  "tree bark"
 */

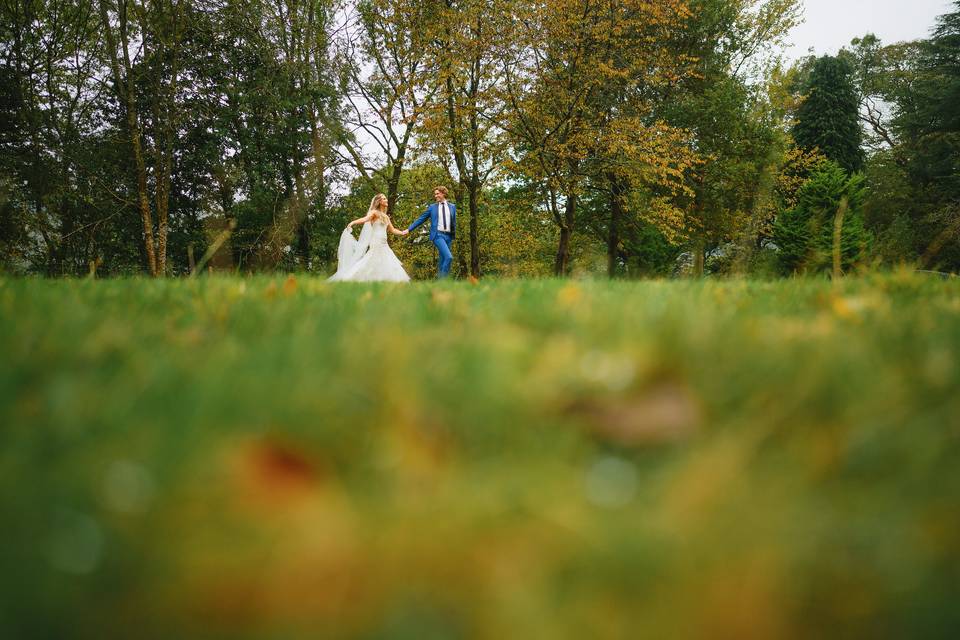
xmin=692 ymin=237 xmax=705 ymax=278
xmin=607 ymin=174 xmax=624 ymax=279
xmin=386 ymin=159 xmax=402 ymax=218
xmin=554 ymin=192 xmax=576 ymax=276
xmin=98 ymin=0 xmax=157 ymax=276
xmin=293 ymin=144 xmax=309 ymax=269
xmin=468 ymin=175 xmax=480 ymax=277
xmin=153 ymin=35 xmax=181 ymax=276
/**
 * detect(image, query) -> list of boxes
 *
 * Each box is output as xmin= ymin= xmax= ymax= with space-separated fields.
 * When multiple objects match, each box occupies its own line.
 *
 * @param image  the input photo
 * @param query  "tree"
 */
xmin=848 ymin=3 xmax=960 ymax=270
xmin=773 ymin=161 xmax=869 ymax=274
xmin=792 ymin=55 xmax=865 ymax=174
xmin=889 ymin=2 xmax=960 ymax=270
xmin=182 ymin=0 xmax=342 ymax=273
xmin=844 ymin=34 xmax=912 ymax=152
xmin=500 ymin=0 xmax=695 ymax=276
xmin=659 ymin=0 xmax=802 ymax=277
xmin=329 ymin=0 xmax=439 ymax=219
xmin=97 ymin=0 xmax=193 ymax=276
xmin=1 ymin=0 xmax=115 ymax=275
xmin=420 ymin=0 xmax=509 ymax=278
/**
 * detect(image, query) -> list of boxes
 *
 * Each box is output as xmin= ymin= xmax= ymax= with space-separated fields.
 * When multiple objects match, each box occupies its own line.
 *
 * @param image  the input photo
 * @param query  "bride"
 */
xmin=328 ymin=193 xmax=410 ymax=282
xmin=328 ymin=193 xmax=411 ymax=282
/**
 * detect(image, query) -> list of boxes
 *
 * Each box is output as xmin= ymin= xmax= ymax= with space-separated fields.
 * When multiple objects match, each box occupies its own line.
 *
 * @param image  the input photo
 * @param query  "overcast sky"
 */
xmin=785 ymin=0 xmax=954 ymax=59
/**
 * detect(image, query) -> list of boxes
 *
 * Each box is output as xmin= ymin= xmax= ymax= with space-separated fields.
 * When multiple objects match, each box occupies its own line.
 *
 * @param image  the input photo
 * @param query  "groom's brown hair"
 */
xmin=434 ymin=185 xmax=449 ymax=197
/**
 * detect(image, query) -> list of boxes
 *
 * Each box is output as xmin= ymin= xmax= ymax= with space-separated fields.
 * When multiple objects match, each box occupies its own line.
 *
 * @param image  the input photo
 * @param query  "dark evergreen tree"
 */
xmin=793 ymin=55 xmax=865 ymax=174
xmin=773 ymin=161 xmax=869 ymax=274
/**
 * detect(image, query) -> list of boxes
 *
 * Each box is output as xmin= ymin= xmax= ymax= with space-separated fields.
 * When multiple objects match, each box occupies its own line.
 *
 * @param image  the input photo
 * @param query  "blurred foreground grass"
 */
xmin=1 ymin=273 xmax=959 ymax=639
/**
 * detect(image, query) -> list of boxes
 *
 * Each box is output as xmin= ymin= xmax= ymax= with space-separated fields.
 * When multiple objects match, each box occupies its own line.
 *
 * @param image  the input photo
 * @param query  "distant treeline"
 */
xmin=1 ymin=0 xmax=957 ymax=278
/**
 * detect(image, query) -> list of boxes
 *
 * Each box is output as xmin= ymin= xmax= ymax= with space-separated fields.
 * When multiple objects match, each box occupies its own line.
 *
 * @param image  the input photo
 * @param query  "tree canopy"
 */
xmin=1 ymin=0 xmax=956 ymax=277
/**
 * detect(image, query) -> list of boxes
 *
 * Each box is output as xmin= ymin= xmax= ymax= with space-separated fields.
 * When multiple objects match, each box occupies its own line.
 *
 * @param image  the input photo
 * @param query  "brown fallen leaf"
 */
xmin=569 ymin=382 xmax=702 ymax=446
xmin=282 ymin=275 xmax=297 ymax=296
xmin=231 ymin=438 xmax=323 ymax=505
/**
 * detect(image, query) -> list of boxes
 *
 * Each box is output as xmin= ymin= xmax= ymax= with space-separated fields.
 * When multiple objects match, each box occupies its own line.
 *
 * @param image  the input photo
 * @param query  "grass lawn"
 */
xmin=2 ymin=273 xmax=959 ymax=638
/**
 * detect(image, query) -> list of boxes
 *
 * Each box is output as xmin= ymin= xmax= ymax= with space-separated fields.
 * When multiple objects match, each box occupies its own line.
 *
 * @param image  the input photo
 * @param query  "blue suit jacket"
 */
xmin=408 ymin=201 xmax=456 ymax=241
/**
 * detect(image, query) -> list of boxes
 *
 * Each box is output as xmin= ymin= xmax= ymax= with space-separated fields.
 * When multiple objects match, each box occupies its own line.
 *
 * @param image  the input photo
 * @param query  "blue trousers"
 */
xmin=433 ymin=233 xmax=453 ymax=278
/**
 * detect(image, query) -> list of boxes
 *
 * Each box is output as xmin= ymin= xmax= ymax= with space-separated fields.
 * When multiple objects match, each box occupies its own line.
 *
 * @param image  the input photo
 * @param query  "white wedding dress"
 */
xmin=328 ymin=219 xmax=410 ymax=282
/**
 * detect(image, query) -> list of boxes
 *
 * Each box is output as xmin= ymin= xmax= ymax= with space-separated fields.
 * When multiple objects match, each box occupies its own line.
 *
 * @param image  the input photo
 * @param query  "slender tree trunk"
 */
xmin=98 ymin=0 xmax=157 ymax=276
xmin=274 ymin=149 xmax=295 ymax=268
xmin=468 ymin=176 xmax=480 ymax=277
xmin=36 ymin=196 xmax=58 ymax=276
xmin=441 ymin=8 xmax=488 ymax=280
xmin=688 ymin=172 xmax=706 ymax=279
xmin=128 ymin=96 xmax=157 ymax=276
xmin=155 ymin=51 xmax=181 ymax=276
xmin=309 ymin=117 xmax=328 ymax=248
xmin=295 ymin=188 xmax=310 ymax=269
xmin=156 ymin=166 xmax=170 ymax=275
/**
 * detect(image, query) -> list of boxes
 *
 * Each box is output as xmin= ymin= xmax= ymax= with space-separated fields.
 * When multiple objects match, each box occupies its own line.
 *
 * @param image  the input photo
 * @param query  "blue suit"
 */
xmin=408 ymin=201 xmax=456 ymax=278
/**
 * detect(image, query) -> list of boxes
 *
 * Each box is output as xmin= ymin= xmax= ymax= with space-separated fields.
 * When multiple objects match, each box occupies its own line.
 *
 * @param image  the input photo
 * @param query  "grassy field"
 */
xmin=2 ymin=273 xmax=959 ymax=639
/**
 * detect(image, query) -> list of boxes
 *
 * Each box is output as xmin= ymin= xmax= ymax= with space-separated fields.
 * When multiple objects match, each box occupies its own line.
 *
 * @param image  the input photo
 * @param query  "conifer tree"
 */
xmin=793 ymin=55 xmax=865 ymax=174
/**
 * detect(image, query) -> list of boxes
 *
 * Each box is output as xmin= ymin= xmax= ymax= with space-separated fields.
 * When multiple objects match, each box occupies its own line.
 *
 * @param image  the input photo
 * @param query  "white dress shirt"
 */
xmin=437 ymin=201 xmax=450 ymax=233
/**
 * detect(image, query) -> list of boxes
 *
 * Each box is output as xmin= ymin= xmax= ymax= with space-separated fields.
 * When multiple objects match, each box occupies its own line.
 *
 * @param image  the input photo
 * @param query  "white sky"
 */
xmin=785 ymin=0 xmax=953 ymax=59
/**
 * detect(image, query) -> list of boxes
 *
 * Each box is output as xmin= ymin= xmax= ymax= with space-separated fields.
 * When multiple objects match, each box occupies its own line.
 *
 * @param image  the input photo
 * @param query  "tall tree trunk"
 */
xmin=692 ymin=237 xmax=705 ymax=277
xmin=272 ymin=148 xmax=295 ymax=268
xmin=441 ymin=8 xmax=488 ymax=280
xmin=295 ymin=179 xmax=310 ymax=269
xmin=607 ymin=174 xmax=624 ymax=279
xmin=130 ymin=110 xmax=157 ymax=277
xmin=554 ymin=192 xmax=576 ymax=276
xmin=309 ymin=117 xmax=328 ymax=259
xmin=386 ymin=160 xmax=402 ymax=217
xmin=98 ymin=0 xmax=157 ymax=276
xmin=555 ymin=227 xmax=570 ymax=276
xmin=156 ymin=162 xmax=170 ymax=275
xmin=154 ymin=41 xmax=181 ymax=276
xmin=468 ymin=88 xmax=481 ymax=278
xmin=468 ymin=176 xmax=480 ymax=277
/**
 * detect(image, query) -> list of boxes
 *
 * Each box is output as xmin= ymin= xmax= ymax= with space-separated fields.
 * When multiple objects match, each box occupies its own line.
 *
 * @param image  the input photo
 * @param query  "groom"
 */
xmin=407 ymin=185 xmax=456 ymax=278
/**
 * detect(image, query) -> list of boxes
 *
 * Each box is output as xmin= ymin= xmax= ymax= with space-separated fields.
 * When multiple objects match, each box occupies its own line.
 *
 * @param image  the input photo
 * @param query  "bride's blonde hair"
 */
xmin=367 ymin=193 xmax=389 ymax=222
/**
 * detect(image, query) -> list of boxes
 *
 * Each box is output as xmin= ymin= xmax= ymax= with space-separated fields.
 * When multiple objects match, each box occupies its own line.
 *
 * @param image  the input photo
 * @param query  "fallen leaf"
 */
xmin=569 ymin=382 xmax=701 ymax=446
xmin=282 ymin=275 xmax=297 ymax=296
xmin=232 ymin=438 xmax=323 ymax=505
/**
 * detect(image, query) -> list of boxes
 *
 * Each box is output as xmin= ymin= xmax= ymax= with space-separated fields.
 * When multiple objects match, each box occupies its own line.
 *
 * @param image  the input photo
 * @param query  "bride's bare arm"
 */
xmin=387 ymin=218 xmax=408 ymax=236
xmin=347 ymin=213 xmax=373 ymax=228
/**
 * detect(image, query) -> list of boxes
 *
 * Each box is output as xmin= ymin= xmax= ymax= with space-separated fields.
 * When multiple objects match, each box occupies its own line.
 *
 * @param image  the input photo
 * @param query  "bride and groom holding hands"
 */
xmin=328 ymin=186 xmax=456 ymax=282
